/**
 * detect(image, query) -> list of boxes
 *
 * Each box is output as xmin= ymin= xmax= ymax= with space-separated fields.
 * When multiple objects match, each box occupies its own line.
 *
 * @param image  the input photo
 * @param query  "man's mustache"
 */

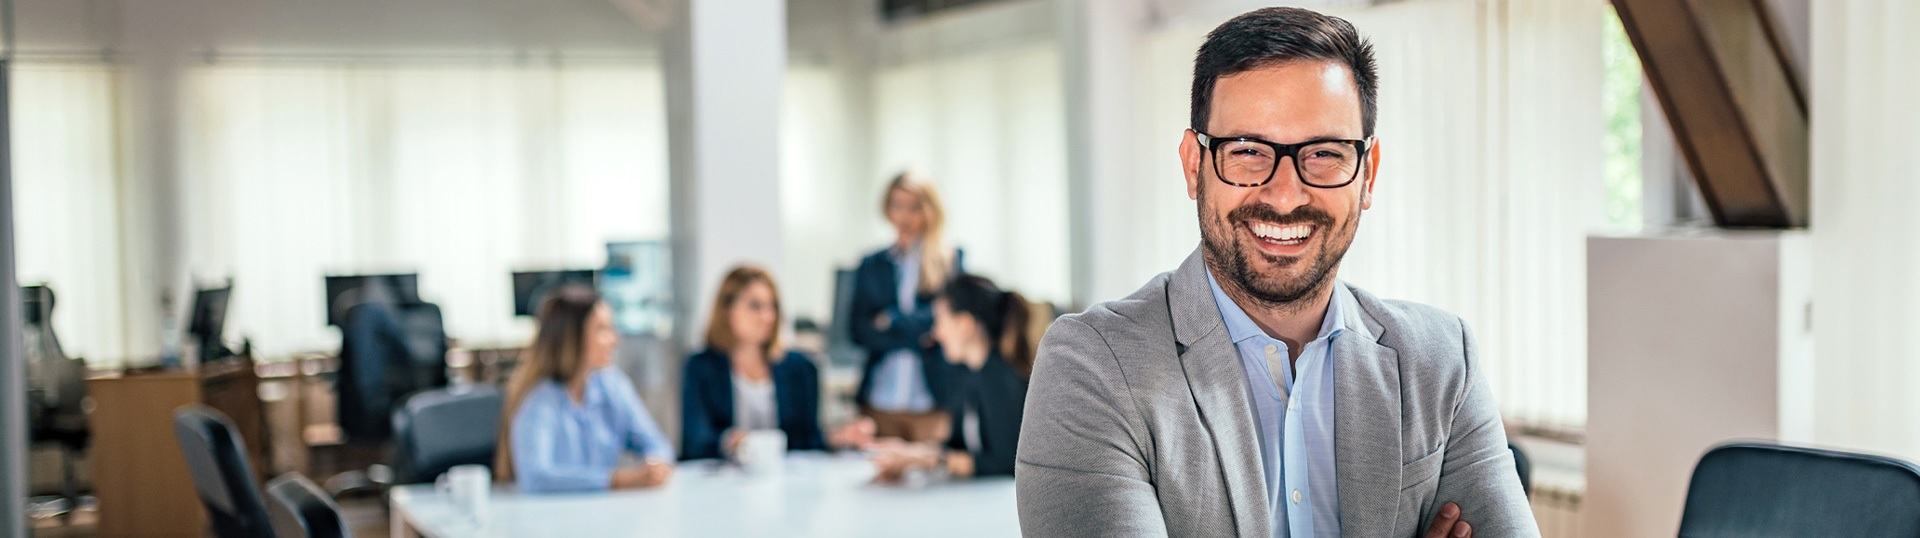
xmin=1228 ymin=203 xmax=1334 ymax=228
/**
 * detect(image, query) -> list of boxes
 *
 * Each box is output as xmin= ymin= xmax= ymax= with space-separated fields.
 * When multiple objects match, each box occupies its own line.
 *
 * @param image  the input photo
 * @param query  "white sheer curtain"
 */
xmin=870 ymin=44 xmax=1074 ymax=308
xmin=11 ymin=62 xmax=129 ymax=363
xmin=1132 ymin=0 xmax=1603 ymax=428
xmin=180 ymin=62 xmax=670 ymax=357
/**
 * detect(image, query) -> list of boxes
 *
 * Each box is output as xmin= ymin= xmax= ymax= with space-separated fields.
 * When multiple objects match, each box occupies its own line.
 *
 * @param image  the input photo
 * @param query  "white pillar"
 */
xmin=663 ymin=0 xmax=786 ymax=349
xmin=1809 ymin=0 xmax=1920 ymax=460
xmin=113 ymin=0 xmax=198 ymax=364
xmin=1059 ymin=0 xmax=1151 ymax=309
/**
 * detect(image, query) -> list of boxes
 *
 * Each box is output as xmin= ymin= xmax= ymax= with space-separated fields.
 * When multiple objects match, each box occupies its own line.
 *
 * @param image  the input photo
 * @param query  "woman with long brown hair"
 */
xmin=495 ymin=285 xmax=674 ymax=492
xmin=850 ymin=172 xmax=965 ymax=443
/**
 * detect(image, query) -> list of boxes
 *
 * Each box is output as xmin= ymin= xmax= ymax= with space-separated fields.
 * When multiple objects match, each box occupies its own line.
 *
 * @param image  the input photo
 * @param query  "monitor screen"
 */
xmin=513 ymin=270 xmax=598 ymax=317
xmin=189 ymin=285 xmax=232 ymax=342
xmin=324 ymin=273 xmax=420 ymax=327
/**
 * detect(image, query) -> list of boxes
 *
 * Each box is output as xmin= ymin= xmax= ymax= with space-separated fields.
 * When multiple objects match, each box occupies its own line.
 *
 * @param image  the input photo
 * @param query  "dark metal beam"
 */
xmin=1614 ymin=0 xmax=1809 ymax=228
xmin=0 ymin=57 xmax=27 ymax=538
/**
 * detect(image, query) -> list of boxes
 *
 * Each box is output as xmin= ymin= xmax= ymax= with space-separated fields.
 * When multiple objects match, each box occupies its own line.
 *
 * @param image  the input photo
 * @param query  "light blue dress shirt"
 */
xmin=510 ymin=367 xmax=675 ymax=493
xmin=867 ymin=245 xmax=936 ymax=413
xmin=1206 ymin=270 xmax=1349 ymax=538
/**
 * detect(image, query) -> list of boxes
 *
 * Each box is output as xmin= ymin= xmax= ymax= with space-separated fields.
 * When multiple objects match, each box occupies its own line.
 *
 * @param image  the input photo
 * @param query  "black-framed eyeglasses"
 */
xmin=1194 ymin=131 xmax=1372 ymax=189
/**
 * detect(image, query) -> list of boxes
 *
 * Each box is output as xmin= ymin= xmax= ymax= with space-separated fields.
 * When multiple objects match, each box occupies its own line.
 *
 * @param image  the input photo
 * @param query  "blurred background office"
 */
xmin=3 ymin=0 xmax=1919 ymax=536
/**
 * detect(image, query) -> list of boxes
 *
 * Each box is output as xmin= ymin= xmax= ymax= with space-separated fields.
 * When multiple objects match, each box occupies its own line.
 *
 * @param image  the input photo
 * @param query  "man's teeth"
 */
xmin=1250 ymin=223 xmax=1314 ymax=241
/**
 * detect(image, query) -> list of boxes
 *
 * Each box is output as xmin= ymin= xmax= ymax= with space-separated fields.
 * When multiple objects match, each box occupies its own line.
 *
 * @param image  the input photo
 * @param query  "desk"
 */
xmin=389 ymin=453 xmax=1019 ymax=538
xmin=87 ymin=361 xmax=265 ymax=537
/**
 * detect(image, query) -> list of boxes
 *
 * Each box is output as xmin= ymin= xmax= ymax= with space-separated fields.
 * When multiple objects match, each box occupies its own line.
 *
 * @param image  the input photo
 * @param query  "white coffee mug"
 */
xmin=739 ymin=429 xmax=788 ymax=474
xmin=444 ymin=464 xmax=491 ymax=522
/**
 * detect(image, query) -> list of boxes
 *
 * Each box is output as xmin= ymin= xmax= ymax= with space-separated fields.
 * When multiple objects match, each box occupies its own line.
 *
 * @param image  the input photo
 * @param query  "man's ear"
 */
xmin=1181 ymin=130 xmax=1203 ymax=200
xmin=1360 ymin=137 xmax=1382 ymax=210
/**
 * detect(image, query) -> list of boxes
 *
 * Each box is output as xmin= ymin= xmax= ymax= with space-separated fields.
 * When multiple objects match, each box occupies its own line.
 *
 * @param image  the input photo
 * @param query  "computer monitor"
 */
xmin=513 ymin=270 xmax=598 ymax=317
xmin=188 ymin=284 xmax=233 ymax=362
xmin=324 ymin=273 xmax=421 ymax=327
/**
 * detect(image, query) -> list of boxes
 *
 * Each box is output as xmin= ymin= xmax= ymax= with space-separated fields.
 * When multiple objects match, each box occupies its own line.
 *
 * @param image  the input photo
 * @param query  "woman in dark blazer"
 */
xmin=851 ymin=172 xmax=965 ymax=443
xmin=680 ymin=266 xmax=827 ymax=461
xmin=872 ymin=274 xmax=1034 ymax=481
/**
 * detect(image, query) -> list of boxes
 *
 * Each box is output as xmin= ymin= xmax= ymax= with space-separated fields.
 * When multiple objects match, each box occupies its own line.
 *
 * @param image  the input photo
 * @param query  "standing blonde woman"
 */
xmin=850 ymin=172 xmax=965 ymax=442
xmin=495 ymin=285 xmax=674 ymax=493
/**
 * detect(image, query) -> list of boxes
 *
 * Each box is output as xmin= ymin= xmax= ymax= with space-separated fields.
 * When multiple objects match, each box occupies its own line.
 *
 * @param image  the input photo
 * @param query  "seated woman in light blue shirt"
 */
xmin=494 ymin=285 xmax=675 ymax=493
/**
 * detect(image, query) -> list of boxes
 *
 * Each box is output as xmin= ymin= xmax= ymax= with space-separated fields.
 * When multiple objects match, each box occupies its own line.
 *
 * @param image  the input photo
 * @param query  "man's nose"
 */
xmin=1251 ymin=160 xmax=1313 ymax=211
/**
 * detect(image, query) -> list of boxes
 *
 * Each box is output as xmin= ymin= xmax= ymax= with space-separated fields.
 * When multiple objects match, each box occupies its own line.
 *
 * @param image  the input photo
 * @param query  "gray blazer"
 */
xmin=1016 ymin=249 xmax=1538 ymax=537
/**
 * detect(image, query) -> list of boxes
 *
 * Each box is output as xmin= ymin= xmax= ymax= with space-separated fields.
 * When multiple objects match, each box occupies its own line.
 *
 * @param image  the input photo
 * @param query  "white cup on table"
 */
xmin=738 ymin=429 xmax=788 ymax=475
xmin=438 ymin=464 xmax=491 ymax=523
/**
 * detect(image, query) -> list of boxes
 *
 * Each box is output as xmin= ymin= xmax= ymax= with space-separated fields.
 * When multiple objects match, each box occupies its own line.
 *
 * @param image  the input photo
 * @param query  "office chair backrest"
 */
xmin=1508 ymin=442 xmax=1531 ymax=498
xmin=174 ymin=405 xmax=275 ymax=538
xmin=22 ymin=286 xmax=88 ymax=432
xmin=265 ymin=473 xmax=351 ymax=538
xmin=825 ymin=267 xmax=865 ymax=368
xmin=1678 ymin=442 xmax=1920 ymax=538
xmin=391 ymin=384 xmax=503 ymax=484
xmin=337 ymin=301 xmax=449 ymax=443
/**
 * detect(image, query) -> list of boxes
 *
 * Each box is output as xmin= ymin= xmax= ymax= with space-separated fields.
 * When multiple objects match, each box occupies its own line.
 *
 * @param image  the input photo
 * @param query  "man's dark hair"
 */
xmin=1190 ymin=7 xmax=1379 ymax=137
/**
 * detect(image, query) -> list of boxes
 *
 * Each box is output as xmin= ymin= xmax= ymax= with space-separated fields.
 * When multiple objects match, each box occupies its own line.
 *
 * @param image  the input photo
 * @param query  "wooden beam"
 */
xmin=1614 ymin=0 xmax=1808 ymax=228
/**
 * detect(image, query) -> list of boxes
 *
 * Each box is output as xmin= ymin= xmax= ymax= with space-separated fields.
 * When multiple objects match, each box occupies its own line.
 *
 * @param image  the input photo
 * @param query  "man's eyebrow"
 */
xmin=1214 ymin=131 xmax=1360 ymax=143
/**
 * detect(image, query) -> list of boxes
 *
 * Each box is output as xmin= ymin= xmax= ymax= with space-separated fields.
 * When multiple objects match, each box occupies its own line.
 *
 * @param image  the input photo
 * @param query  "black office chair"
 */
xmin=1678 ymin=441 xmax=1920 ymax=537
xmin=174 ymin=405 xmax=275 ymax=538
xmin=265 ymin=473 xmax=352 ymax=538
xmin=391 ymin=384 xmax=504 ymax=484
xmin=337 ymin=301 xmax=450 ymax=444
xmin=1508 ymin=442 xmax=1531 ymax=498
xmin=23 ymin=285 xmax=90 ymax=519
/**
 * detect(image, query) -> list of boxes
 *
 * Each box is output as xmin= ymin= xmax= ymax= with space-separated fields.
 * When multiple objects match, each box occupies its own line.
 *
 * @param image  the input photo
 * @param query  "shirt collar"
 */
xmin=892 ymin=241 xmax=922 ymax=261
xmin=1204 ymin=267 xmax=1350 ymax=345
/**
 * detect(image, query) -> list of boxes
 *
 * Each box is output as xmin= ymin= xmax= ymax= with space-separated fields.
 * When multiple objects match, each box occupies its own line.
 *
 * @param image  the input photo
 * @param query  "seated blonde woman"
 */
xmin=682 ymin=266 xmax=873 ymax=461
xmin=496 ymin=285 xmax=674 ymax=493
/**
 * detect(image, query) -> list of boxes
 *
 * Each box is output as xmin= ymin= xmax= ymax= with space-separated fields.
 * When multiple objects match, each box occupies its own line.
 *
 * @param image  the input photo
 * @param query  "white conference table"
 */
xmin=389 ymin=453 xmax=1020 ymax=538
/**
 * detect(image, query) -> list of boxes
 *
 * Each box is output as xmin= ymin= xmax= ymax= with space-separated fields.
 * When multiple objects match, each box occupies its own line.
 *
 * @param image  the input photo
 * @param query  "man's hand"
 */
xmin=1423 ymin=502 xmax=1472 ymax=538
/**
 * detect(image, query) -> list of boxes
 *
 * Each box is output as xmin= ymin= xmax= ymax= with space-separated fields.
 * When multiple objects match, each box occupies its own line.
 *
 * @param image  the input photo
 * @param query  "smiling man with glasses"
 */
xmin=1016 ymin=7 xmax=1538 ymax=538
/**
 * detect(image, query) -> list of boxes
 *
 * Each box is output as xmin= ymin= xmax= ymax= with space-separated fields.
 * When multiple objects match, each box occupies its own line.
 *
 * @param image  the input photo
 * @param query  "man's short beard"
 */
xmin=1197 ymin=182 xmax=1357 ymax=312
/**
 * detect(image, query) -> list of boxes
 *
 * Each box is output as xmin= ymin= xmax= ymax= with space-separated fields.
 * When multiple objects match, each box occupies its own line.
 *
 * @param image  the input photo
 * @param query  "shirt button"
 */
xmin=1264 ymin=344 xmax=1277 ymax=354
xmin=1292 ymin=490 xmax=1303 ymax=504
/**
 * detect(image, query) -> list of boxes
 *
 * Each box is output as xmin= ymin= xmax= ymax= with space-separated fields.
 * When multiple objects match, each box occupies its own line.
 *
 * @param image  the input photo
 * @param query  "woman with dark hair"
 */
xmin=680 ymin=265 xmax=847 ymax=461
xmin=872 ymin=274 xmax=1036 ymax=481
xmin=850 ymin=172 xmax=966 ymax=443
xmin=495 ymin=285 xmax=674 ymax=493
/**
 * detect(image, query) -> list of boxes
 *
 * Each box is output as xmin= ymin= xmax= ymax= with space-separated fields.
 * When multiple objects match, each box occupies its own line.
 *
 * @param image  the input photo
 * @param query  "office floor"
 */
xmin=25 ymin=497 xmax=386 ymax=538
xmin=341 ymin=496 xmax=390 ymax=537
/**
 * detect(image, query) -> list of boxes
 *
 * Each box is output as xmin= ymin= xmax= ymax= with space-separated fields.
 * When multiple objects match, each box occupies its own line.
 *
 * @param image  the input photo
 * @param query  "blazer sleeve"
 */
xmin=849 ymin=255 xmax=922 ymax=352
xmin=1424 ymin=319 xmax=1541 ymax=538
xmin=782 ymin=353 xmax=829 ymax=451
xmin=680 ymin=358 xmax=725 ymax=461
xmin=971 ymin=372 xmax=1026 ymax=478
xmin=1015 ymin=317 xmax=1170 ymax=537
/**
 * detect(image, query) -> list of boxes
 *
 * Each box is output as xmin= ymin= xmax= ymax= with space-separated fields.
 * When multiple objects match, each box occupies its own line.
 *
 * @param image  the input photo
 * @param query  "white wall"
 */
xmin=1808 ymin=0 xmax=1920 ymax=461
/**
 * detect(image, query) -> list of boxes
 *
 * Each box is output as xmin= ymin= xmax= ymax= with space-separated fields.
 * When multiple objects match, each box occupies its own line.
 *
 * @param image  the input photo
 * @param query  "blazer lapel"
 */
xmin=1333 ymin=284 xmax=1403 ymax=537
xmin=1168 ymin=249 xmax=1271 ymax=538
